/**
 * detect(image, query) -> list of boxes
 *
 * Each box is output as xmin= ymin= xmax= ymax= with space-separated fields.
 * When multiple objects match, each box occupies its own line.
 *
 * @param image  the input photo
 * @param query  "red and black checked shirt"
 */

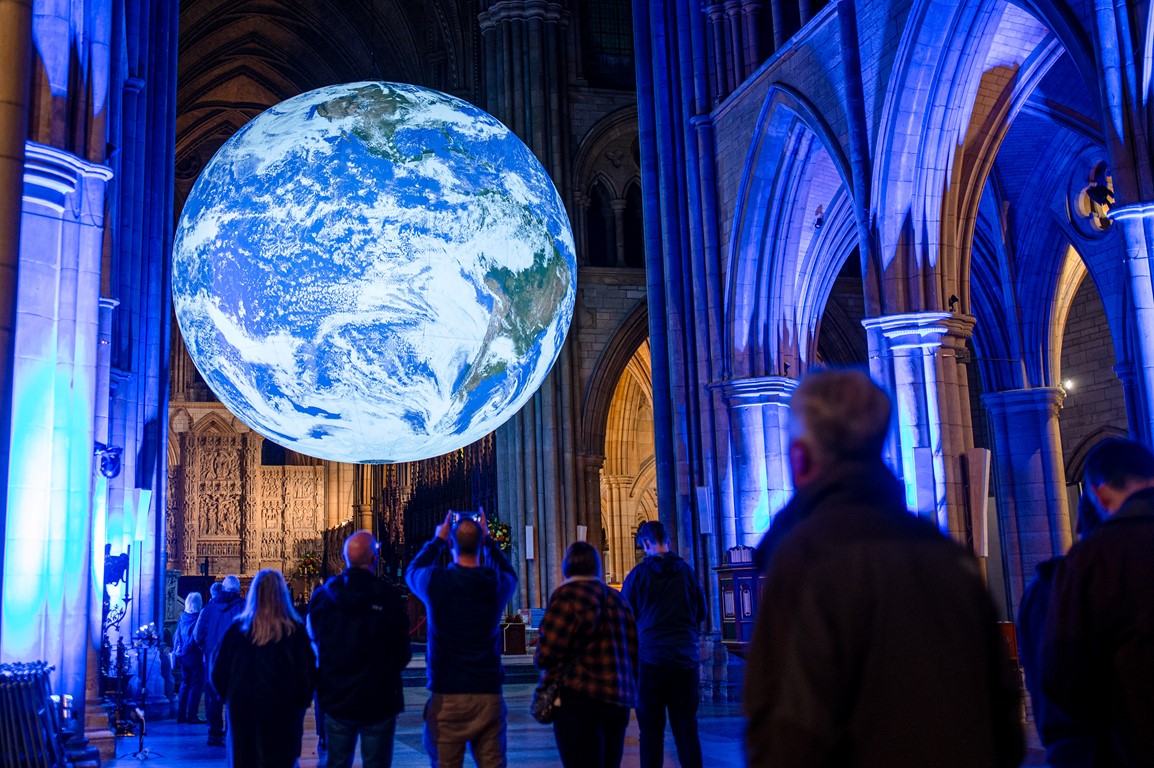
xmin=534 ymin=577 xmax=638 ymax=708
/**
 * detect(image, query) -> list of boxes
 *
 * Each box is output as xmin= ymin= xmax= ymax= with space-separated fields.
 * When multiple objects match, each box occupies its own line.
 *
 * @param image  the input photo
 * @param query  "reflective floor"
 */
xmin=100 ymin=683 xmax=1049 ymax=767
xmin=102 ymin=683 xmax=747 ymax=767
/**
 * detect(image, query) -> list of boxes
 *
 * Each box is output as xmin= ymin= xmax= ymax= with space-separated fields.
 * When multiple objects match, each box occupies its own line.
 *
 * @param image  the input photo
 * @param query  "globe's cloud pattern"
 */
xmin=173 ymin=82 xmax=577 ymax=462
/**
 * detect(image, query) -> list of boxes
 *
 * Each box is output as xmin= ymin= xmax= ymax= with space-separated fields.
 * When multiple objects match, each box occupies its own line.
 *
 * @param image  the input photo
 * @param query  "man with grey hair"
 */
xmin=743 ymin=368 xmax=1022 ymax=767
xmin=195 ymin=574 xmax=243 ymax=747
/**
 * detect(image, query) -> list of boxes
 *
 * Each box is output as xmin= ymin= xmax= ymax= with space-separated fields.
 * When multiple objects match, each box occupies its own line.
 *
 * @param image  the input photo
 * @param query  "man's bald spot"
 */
xmin=345 ymin=531 xmax=378 ymax=570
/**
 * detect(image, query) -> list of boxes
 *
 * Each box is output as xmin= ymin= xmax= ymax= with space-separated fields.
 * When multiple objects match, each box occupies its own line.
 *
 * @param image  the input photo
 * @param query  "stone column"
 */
xmin=863 ymin=312 xmax=976 ymax=537
xmin=601 ymin=474 xmax=632 ymax=584
xmin=579 ymin=453 xmax=605 ymax=558
xmin=719 ymin=376 xmax=797 ymax=546
xmin=982 ymin=387 xmax=1070 ymax=610
xmin=739 ymin=1 xmax=763 ymax=76
xmin=1109 ymin=203 xmax=1154 ymax=445
xmin=2 ymin=143 xmax=112 ymax=723
xmin=611 ymin=198 xmax=627 ymax=266
xmin=482 ymin=0 xmax=577 ymax=604
xmin=0 ymin=0 xmax=32 ymax=621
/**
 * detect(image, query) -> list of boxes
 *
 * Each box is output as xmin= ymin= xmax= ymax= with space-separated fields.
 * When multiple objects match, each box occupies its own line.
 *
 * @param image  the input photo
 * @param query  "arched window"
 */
xmin=587 ymin=180 xmax=615 ymax=267
xmin=624 ymin=183 xmax=645 ymax=268
xmin=582 ymin=0 xmax=635 ymax=88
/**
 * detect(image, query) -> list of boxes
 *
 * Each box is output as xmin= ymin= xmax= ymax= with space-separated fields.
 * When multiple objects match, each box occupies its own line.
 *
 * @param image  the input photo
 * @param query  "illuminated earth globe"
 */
xmin=172 ymin=82 xmax=576 ymax=463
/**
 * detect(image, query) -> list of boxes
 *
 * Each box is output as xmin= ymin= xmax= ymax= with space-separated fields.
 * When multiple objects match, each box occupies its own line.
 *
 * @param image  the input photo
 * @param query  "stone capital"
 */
xmin=862 ymin=311 xmax=952 ymax=351
xmin=716 ymin=375 xmax=798 ymax=408
xmin=982 ymin=386 xmax=1066 ymax=418
xmin=479 ymin=0 xmax=566 ymax=30
xmin=1108 ymin=201 xmax=1154 ymax=223
xmin=23 ymin=141 xmax=112 ymax=213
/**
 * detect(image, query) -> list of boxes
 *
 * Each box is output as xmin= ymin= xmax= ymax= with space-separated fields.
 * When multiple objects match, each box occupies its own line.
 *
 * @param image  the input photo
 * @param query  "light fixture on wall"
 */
xmin=813 ymin=205 xmax=824 ymax=230
xmin=94 ymin=442 xmax=123 ymax=479
xmin=948 ymin=294 xmax=960 ymax=312
xmin=1063 ymin=379 xmax=1075 ymax=391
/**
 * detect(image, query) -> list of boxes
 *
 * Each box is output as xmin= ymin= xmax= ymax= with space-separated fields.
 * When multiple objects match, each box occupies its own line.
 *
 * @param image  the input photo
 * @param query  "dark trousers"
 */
xmin=552 ymin=688 xmax=629 ymax=768
xmin=637 ymin=663 xmax=702 ymax=768
xmin=325 ymin=713 xmax=396 ymax=768
xmin=176 ymin=654 xmax=204 ymax=721
xmin=205 ymin=659 xmax=225 ymax=740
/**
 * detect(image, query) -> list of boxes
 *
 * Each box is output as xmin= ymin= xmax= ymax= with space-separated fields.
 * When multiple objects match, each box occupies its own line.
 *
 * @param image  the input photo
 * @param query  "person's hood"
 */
xmin=178 ymin=610 xmax=198 ymax=627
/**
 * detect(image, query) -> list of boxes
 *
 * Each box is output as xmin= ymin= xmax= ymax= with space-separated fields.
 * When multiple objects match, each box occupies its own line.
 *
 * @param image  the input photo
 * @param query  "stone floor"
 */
xmin=99 ymin=668 xmax=1048 ymax=768
xmin=102 ymin=683 xmax=746 ymax=767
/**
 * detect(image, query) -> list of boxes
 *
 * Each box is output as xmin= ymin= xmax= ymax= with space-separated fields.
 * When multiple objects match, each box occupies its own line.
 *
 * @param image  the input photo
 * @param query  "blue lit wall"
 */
xmin=1 ymin=0 xmax=179 ymax=726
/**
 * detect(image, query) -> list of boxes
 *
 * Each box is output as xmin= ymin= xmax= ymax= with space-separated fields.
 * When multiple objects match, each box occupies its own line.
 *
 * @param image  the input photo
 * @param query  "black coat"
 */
xmin=621 ymin=552 xmax=705 ymax=667
xmin=211 ymin=621 xmax=316 ymax=768
xmin=743 ymin=459 xmax=1023 ymax=768
xmin=307 ymin=568 xmax=412 ymax=722
xmin=1041 ymin=487 xmax=1154 ymax=767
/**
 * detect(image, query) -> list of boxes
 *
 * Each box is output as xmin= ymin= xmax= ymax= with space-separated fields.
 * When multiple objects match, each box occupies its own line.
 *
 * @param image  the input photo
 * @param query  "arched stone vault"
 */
xmin=725 ymin=86 xmax=854 ymax=381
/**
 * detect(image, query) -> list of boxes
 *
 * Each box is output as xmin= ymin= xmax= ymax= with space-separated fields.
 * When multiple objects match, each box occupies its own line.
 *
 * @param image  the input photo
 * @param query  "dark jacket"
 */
xmin=173 ymin=610 xmax=201 ymax=662
xmin=1018 ymin=557 xmax=1069 ymax=744
xmin=194 ymin=590 xmax=244 ymax=664
xmin=622 ymin=552 xmax=705 ymax=668
xmin=743 ymin=458 xmax=1023 ymax=768
xmin=535 ymin=577 xmax=638 ymax=708
xmin=307 ymin=568 xmax=412 ymax=722
xmin=211 ymin=621 xmax=315 ymax=768
xmin=1041 ymin=487 xmax=1154 ymax=767
xmin=405 ymin=537 xmax=517 ymax=694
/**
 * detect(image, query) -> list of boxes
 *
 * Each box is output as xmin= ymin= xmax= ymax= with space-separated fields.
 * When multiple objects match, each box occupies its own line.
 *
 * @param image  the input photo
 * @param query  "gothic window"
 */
xmin=587 ymin=180 xmax=615 ymax=267
xmin=624 ymin=183 xmax=645 ymax=268
xmin=582 ymin=0 xmax=635 ymax=88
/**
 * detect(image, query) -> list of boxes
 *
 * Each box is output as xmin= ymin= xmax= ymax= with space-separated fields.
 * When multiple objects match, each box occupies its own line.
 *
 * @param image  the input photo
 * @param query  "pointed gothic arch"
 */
xmin=725 ymin=85 xmax=855 ymax=380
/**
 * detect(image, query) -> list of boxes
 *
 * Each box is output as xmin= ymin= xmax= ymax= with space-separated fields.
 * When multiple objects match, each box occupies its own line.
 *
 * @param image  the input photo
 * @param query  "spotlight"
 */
xmin=1063 ymin=379 xmax=1075 ymax=391
xmin=94 ymin=442 xmax=123 ymax=479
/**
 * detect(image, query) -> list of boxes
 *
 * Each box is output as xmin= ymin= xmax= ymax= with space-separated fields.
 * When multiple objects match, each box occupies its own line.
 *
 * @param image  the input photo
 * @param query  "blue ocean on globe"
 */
xmin=172 ymin=82 xmax=577 ymax=463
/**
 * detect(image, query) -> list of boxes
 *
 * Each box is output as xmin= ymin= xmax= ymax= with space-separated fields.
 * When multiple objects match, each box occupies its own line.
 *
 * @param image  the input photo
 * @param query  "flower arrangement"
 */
xmin=296 ymin=551 xmax=322 ymax=581
xmin=488 ymin=519 xmax=512 ymax=552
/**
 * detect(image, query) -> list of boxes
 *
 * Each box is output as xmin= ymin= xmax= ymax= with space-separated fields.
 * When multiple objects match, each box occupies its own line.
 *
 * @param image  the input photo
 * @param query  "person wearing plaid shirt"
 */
xmin=535 ymin=542 xmax=638 ymax=767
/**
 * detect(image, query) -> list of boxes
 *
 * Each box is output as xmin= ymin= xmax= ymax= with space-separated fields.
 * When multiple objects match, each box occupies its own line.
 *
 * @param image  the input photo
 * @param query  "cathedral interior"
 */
xmin=0 ymin=0 xmax=1150 ymax=756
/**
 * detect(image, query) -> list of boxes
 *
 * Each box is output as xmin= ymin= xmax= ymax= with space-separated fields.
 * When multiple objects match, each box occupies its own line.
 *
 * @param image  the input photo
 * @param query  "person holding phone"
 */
xmin=406 ymin=509 xmax=518 ymax=767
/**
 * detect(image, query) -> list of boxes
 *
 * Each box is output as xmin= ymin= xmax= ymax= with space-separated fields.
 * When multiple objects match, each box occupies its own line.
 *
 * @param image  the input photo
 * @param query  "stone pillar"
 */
xmin=602 ymin=474 xmax=633 ymax=583
xmin=706 ymin=4 xmax=730 ymax=99
xmin=739 ymin=1 xmax=763 ymax=77
xmin=982 ymin=387 xmax=1070 ymax=610
xmin=1109 ymin=203 xmax=1154 ymax=445
xmin=481 ymin=0 xmax=577 ymax=603
xmin=611 ymin=198 xmax=627 ymax=267
xmin=579 ymin=453 xmax=605 ymax=558
xmin=863 ymin=312 xmax=976 ymax=537
xmin=0 ymin=0 xmax=32 ymax=625
xmin=2 ymin=143 xmax=112 ymax=725
xmin=719 ymin=376 xmax=797 ymax=546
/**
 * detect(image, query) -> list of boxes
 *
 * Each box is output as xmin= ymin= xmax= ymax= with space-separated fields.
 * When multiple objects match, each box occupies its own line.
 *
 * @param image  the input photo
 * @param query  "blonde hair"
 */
xmin=237 ymin=569 xmax=301 ymax=647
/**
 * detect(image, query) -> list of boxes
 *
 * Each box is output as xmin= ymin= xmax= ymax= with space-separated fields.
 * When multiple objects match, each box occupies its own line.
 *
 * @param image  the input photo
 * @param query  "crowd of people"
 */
xmin=160 ymin=367 xmax=1154 ymax=767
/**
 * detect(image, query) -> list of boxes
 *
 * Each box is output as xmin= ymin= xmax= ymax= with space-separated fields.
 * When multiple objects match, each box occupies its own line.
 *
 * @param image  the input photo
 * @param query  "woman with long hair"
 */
xmin=211 ymin=569 xmax=316 ymax=768
xmin=535 ymin=541 xmax=638 ymax=767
